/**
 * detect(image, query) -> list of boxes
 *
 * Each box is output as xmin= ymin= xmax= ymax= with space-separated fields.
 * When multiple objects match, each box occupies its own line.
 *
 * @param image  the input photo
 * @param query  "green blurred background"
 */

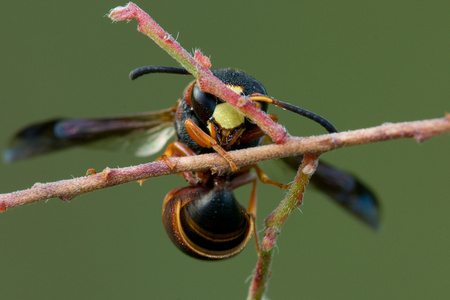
xmin=1 ymin=1 xmax=448 ymax=299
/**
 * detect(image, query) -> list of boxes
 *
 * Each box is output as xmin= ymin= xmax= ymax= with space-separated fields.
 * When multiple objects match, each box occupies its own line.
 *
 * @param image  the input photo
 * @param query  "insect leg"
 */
xmin=184 ymin=118 xmax=238 ymax=172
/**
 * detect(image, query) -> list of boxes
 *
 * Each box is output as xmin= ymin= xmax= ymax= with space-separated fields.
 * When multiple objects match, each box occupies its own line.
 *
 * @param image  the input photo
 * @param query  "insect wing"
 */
xmin=4 ymin=108 xmax=175 ymax=162
xmin=282 ymin=156 xmax=380 ymax=230
xmin=90 ymin=123 xmax=176 ymax=157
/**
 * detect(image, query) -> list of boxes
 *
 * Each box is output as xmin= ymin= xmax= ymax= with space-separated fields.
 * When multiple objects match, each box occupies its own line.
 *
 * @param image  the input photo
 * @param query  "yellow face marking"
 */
xmin=227 ymin=85 xmax=244 ymax=95
xmin=212 ymin=102 xmax=245 ymax=129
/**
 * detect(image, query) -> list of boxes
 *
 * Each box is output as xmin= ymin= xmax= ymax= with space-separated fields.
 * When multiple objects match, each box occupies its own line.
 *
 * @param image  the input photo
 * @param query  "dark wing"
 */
xmin=282 ymin=156 xmax=380 ymax=230
xmin=3 ymin=108 xmax=176 ymax=162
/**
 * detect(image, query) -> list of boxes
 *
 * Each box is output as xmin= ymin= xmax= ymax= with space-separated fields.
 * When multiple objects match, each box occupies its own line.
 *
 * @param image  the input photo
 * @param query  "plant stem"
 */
xmin=247 ymin=154 xmax=319 ymax=299
xmin=108 ymin=2 xmax=287 ymax=143
xmin=1 ymin=116 xmax=449 ymax=212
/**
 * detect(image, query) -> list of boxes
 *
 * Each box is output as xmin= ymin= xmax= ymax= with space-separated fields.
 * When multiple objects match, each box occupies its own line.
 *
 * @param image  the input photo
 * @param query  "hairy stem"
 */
xmin=108 ymin=2 xmax=287 ymax=143
xmin=1 ymin=3 xmax=449 ymax=299
xmin=248 ymin=154 xmax=319 ymax=299
xmin=1 ymin=116 xmax=448 ymax=212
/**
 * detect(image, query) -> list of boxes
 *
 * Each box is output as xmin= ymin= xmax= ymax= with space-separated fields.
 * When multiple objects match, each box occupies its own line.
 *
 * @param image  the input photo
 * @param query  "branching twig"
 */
xmin=248 ymin=153 xmax=320 ymax=299
xmin=108 ymin=2 xmax=287 ymax=143
xmin=1 ymin=115 xmax=448 ymax=212
xmin=1 ymin=3 xmax=448 ymax=300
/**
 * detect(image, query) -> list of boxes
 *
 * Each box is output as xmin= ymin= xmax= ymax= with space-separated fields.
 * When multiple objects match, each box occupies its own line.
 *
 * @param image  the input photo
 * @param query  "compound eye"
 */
xmin=191 ymin=85 xmax=217 ymax=125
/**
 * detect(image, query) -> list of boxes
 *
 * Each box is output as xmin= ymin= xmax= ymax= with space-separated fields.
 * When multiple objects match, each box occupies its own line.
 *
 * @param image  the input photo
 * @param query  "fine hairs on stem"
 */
xmin=1 ymin=3 xmax=449 ymax=300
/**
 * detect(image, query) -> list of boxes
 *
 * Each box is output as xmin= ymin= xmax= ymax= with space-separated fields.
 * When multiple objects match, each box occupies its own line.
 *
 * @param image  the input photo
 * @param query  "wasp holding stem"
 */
xmin=4 ymin=66 xmax=379 ymax=260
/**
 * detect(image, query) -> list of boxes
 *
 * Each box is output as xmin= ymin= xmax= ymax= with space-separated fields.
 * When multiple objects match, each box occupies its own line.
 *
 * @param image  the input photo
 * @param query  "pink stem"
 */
xmin=248 ymin=154 xmax=319 ymax=299
xmin=108 ymin=3 xmax=287 ymax=143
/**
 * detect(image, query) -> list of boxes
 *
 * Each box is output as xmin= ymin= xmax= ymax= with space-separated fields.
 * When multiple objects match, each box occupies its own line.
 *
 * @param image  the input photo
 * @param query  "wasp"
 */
xmin=3 ymin=66 xmax=379 ymax=260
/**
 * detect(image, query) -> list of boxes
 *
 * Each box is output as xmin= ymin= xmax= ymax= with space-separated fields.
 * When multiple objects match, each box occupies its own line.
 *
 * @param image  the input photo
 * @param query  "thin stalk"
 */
xmin=247 ymin=154 xmax=319 ymax=300
xmin=1 ymin=116 xmax=449 ymax=212
xmin=108 ymin=3 xmax=287 ymax=143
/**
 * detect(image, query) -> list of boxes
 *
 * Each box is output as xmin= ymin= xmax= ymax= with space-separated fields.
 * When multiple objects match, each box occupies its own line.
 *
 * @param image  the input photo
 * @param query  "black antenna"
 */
xmin=129 ymin=66 xmax=191 ymax=80
xmin=129 ymin=66 xmax=338 ymax=133
xmin=249 ymin=95 xmax=338 ymax=134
